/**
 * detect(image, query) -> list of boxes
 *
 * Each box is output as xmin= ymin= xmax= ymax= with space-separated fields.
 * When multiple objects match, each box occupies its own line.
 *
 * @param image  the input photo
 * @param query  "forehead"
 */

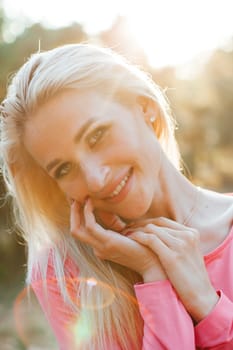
xmin=23 ymin=89 xmax=125 ymax=167
xmin=28 ymin=89 xmax=114 ymax=131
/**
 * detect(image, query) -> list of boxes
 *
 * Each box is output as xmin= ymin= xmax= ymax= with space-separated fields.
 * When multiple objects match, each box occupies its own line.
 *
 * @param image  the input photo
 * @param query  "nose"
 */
xmin=80 ymin=160 xmax=110 ymax=196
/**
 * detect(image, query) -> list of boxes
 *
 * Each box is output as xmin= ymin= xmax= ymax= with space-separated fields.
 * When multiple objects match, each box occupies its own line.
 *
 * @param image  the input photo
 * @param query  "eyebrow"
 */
xmin=46 ymin=117 xmax=97 ymax=173
xmin=73 ymin=117 xmax=97 ymax=144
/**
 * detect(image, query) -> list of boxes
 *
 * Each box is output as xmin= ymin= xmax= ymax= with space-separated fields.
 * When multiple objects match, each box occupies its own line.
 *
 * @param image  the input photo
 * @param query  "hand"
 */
xmin=128 ymin=217 xmax=219 ymax=322
xmin=94 ymin=209 xmax=126 ymax=232
xmin=70 ymin=199 xmax=167 ymax=281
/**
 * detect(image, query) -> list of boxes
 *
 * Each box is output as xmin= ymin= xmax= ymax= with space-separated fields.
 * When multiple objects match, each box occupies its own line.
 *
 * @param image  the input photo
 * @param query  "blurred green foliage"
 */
xmin=0 ymin=9 xmax=232 ymax=287
xmin=0 ymin=9 xmax=232 ymax=349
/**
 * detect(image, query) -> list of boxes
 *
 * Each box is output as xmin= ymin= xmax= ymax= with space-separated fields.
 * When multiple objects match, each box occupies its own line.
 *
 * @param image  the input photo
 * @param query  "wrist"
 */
xmin=142 ymin=267 xmax=167 ymax=283
xmin=190 ymin=290 xmax=219 ymax=323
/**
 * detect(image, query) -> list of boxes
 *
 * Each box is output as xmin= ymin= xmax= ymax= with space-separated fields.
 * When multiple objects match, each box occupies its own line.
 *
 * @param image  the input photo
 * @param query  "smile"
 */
xmin=109 ymin=171 xmax=131 ymax=198
xmin=105 ymin=168 xmax=133 ymax=204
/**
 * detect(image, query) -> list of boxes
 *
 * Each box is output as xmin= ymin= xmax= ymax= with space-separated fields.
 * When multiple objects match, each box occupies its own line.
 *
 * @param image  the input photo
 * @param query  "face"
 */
xmin=24 ymin=89 xmax=162 ymax=220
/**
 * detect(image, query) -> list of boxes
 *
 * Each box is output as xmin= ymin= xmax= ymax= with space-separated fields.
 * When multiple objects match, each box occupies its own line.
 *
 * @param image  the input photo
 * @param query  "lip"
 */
xmin=97 ymin=168 xmax=132 ymax=199
xmin=105 ymin=168 xmax=133 ymax=204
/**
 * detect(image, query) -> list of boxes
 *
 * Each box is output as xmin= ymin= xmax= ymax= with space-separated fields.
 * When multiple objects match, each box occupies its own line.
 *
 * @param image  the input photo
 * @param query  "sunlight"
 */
xmin=123 ymin=0 xmax=233 ymax=68
xmin=2 ymin=0 xmax=233 ymax=68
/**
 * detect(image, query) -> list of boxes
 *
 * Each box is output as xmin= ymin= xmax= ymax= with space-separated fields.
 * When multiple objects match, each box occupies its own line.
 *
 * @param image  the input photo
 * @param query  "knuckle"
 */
xmin=145 ymin=223 xmax=155 ymax=231
xmin=187 ymin=229 xmax=200 ymax=245
xmin=93 ymin=249 xmax=105 ymax=260
xmin=176 ymin=239 xmax=186 ymax=250
xmin=108 ymin=216 xmax=120 ymax=228
xmin=103 ymin=239 xmax=116 ymax=253
xmin=193 ymin=229 xmax=200 ymax=240
xmin=164 ymin=252 xmax=177 ymax=266
xmin=85 ymin=221 xmax=95 ymax=233
xmin=172 ymin=250 xmax=183 ymax=262
xmin=70 ymin=228 xmax=80 ymax=238
xmin=156 ymin=216 xmax=165 ymax=222
xmin=70 ymin=229 xmax=76 ymax=236
xmin=85 ymin=220 xmax=91 ymax=230
xmin=143 ymin=234 xmax=154 ymax=245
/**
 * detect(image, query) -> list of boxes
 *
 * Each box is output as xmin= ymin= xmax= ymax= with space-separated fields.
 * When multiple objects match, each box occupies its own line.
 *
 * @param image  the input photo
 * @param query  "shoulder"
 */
xmin=31 ymin=247 xmax=80 ymax=291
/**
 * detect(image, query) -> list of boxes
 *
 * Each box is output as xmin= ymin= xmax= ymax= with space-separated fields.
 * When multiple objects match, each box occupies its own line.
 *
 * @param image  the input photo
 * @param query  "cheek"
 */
xmin=106 ymin=132 xmax=140 ymax=160
xmin=58 ymin=179 xmax=87 ymax=202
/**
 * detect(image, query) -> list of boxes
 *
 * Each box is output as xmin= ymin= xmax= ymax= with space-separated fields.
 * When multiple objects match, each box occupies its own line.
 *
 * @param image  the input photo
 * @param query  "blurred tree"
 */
xmin=205 ymin=46 xmax=233 ymax=146
xmin=0 ymin=9 xmax=4 ymax=42
xmin=0 ymin=17 xmax=88 ymax=293
xmin=0 ymin=21 xmax=88 ymax=101
xmin=164 ymin=46 xmax=233 ymax=190
xmin=0 ymin=0 xmax=5 ymax=42
xmin=0 ymin=8 xmax=233 ymax=296
xmin=0 ymin=9 xmax=232 ymax=347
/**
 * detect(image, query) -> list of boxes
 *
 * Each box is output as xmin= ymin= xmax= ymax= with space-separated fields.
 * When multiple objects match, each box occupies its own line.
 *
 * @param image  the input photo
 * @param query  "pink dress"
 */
xmin=32 ymin=224 xmax=233 ymax=349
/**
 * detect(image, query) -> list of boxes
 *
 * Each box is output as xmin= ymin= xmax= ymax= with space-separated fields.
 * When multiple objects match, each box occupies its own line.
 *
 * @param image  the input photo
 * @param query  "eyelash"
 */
xmin=54 ymin=126 xmax=107 ymax=179
xmin=88 ymin=126 xmax=106 ymax=147
xmin=54 ymin=162 xmax=72 ymax=179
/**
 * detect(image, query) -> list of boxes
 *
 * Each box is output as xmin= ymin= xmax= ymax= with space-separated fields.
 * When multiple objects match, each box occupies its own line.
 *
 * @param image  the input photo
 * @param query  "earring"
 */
xmin=150 ymin=116 xmax=156 ymax=123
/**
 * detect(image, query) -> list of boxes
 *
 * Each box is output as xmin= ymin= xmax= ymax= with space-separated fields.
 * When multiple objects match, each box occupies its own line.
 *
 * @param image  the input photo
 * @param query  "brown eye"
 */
xmin=89 ymin=127 xmax=105 ymax=147
xmin=54 ymin=162 xmax=72 ymax=179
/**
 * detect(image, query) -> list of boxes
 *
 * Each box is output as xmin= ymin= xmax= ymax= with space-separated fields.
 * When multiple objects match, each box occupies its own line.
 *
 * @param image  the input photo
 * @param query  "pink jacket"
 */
xmin=32 ymin=224 xmax=233 ymax=349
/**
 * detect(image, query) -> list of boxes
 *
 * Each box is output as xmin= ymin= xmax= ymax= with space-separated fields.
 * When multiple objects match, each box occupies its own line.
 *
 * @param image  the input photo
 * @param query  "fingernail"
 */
xmin=124 ymin=230 xmax=133 ymax=237
xmin=84 ymin=196 xmax=89 ymax=205
xmin=67 ymin=197 xmax=75 ymax=205
xmin=126 ymin=222 xmax=136 ymax=228
xmin=84 ymin=197 xmax=93 ymax=211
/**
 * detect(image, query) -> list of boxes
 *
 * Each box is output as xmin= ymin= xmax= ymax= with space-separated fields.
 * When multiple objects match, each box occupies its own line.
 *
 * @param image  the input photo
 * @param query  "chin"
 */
xmin=119 ymin=200 xmax=152 ymax=221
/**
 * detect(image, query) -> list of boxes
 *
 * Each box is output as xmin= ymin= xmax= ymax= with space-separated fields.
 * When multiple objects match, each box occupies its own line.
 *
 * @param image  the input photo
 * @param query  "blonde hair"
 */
xmin=0 ymin=43 xmax=180 ymax=349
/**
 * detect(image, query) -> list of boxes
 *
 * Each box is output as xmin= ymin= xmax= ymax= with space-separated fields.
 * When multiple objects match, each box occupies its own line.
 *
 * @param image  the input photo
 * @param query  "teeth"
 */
xmin=109 ymin=173 xmax=130 ymax=198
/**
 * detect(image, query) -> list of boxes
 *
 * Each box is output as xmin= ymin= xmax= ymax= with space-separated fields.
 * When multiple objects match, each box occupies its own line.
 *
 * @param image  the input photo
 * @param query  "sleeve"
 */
xmin=134 ymin=279 xmax=196 ymax=349
xmin=194 ymin=290 xmax=233 ymax=349
xmin=31 ymin=257 xmax=80 ymax=350
xmin=31 ymin=260 xmax=198 ymax=350
xmin=31 ymin=256 xmax=122 ymax=350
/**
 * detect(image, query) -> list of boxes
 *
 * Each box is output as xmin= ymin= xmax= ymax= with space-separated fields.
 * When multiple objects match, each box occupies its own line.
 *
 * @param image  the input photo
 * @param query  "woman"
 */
xmin=1 ymin=43 xmax=233 ymax=350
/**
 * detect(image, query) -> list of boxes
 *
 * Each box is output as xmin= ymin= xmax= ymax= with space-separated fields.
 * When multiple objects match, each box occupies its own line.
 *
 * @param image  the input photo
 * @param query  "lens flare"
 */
xmin=72 ymin=310 xmax=92 ymax=346
xmin=13 ymin=275 xmax=154 ymax=347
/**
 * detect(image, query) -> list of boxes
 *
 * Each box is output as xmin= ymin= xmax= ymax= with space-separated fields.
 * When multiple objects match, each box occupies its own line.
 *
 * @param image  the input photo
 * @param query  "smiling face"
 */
xmin=23 ymin=89 xmax=162 ymax=220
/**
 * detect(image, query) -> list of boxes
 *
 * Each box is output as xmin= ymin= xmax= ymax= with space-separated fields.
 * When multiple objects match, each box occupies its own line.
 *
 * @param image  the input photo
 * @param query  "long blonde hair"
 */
xmin=0 ymin=43 xmax=180 ymax=349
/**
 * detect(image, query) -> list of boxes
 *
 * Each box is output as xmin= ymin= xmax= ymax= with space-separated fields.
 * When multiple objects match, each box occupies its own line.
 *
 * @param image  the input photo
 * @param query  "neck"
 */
xmin=143 ymin=156 xmax=199 ymax=225
xmin=139 ymin=156 xmax=233 ymax=253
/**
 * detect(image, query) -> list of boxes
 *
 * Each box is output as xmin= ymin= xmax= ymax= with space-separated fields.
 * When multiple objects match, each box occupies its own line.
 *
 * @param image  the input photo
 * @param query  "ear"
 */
xmin=136 ymin=96 xmax=159 ymax=125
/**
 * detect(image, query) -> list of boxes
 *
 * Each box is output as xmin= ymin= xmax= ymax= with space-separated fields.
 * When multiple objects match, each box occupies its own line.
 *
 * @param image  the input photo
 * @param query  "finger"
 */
xmin=155 ymin=225 xmax=200 ymax=249
xmin=129 ymin=230 xmax=171 ymax=258
xmin=129 ymin=216 xmax=197 ymax=232
xmin=129 ymin=224 xmax=173 ymax=237
xmin=133 ymin=217 xmax=196 ymax=239
xmin=133 ymin=224 xmax=198 ymax=251
xmin=150 ymin=226 xmax=185 ymax=249
xmin=152 ymin=216 xmax=197 ymax=231
xmin=144 ymin=219 xmax=200 ymax=244
xmin=83 ymin=200 xmax=148 ymax=258
xmin=126 ymin=217 xmax=176 ymax=231
xmin=83 ymin=198 xmax=115 ymax=243
xmin=131 ymin=225 xmax=182 ymax=247
xmin=70 ymin=201 xmax=90 ymax=243
xmin=70 ymin=201 xmax=82 ymax=231
xmin=95 ymin=210 xmax=126 ymax=232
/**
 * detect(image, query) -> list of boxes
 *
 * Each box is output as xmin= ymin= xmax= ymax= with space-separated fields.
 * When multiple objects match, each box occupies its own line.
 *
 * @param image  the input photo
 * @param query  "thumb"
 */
xmin=95 ymin=210 xmax=126 ymax=232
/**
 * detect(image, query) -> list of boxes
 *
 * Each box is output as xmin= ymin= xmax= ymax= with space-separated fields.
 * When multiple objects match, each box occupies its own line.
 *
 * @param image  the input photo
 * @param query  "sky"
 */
xmin=2 ymin=0 xmax=233 ymax=69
